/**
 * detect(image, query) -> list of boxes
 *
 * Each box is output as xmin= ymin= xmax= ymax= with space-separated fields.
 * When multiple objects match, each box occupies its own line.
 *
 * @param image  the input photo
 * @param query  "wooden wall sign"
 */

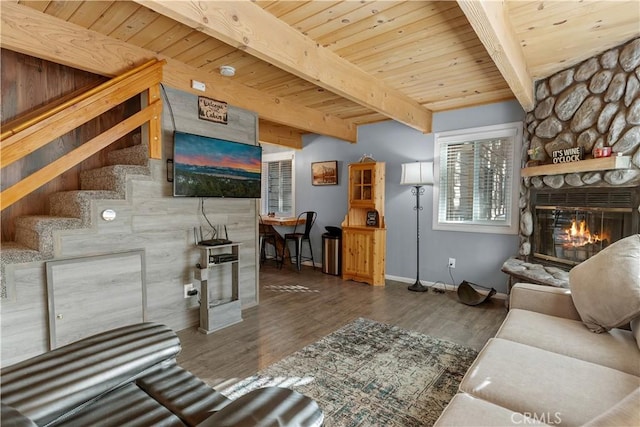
xmin=552 ymin=147 xmax=583 ymax=164
xmin=198 ymin=96 xmax=227 ymax=124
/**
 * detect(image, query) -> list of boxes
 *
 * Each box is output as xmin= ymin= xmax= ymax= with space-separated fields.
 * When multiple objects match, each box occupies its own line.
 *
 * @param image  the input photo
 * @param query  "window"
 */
xmin=433 ymin=122 xmax=522 ymax=234
xmin=261 ymin=151 xmax=295 ymax=216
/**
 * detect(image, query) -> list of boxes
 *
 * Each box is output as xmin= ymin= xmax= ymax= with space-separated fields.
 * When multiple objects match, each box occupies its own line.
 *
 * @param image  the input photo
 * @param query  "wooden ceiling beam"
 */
xmin=134 ymin=0 xmax=433 ymax=133
xmin=258 ymin=121 xmax=303 ymax=150
xmin=0 ymin=2 xmax=356 ymax=144
xmin=456 ymin=0 xmax=534 ymax=112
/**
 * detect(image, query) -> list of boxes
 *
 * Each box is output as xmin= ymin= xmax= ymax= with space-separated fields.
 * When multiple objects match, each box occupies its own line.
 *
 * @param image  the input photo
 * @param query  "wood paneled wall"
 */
xmin=0 ymin=82 xmax=260 ymax=367
xmin=0 ymin=49 xmax=140 ymax=240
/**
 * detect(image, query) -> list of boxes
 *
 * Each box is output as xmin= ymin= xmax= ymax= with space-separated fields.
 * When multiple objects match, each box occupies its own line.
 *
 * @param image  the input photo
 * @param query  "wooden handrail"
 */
xmin=1 ymin=83 xmax=99 ymax=132
xmin=0 ymin=59 xmax=159 ymax=140
xmin=1 ymin=101 xmax=161 ymax=210
xmin=1 ymin=60 xmax=165 ymax=167
xmin=0 ymin=59 xmax=165 ymax=211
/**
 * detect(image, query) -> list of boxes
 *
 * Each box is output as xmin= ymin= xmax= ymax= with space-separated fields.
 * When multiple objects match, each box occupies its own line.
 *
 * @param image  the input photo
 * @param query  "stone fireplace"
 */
xmin=504 ymin=37 xmax=640 ymax=287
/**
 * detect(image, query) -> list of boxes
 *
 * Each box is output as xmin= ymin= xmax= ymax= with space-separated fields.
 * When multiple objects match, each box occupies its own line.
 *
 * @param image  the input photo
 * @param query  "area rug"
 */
xmin=220 ymin=318 xmax=477 ymax=426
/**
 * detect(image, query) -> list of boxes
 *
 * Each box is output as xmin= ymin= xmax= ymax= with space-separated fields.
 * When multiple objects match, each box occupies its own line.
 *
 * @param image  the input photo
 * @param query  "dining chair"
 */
xmin=282 ymin=211 xmax=317 ymax=271
xmin=259 ymin=215 xmax=281 ymax=268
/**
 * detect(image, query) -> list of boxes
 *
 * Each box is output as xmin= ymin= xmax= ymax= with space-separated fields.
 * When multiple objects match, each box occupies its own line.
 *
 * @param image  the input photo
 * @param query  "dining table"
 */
xmin=260 ymin=216 xmax=306 ymax=266
xmin=261 ymin=216 xmax=306 ymax=227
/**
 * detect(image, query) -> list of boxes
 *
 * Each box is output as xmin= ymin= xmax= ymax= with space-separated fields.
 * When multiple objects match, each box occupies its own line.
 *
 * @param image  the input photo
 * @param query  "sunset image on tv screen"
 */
xmin=173 ymin=132 xmax=262 ymax=198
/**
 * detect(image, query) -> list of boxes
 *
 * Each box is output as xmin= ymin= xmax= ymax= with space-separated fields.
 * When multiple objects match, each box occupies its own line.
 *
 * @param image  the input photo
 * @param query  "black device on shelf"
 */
xmin=195 ymin=225 xmax=231 ymax=246
xmin=209 ymin=253 xmax=238 ymax=264
xmin=200 ymin=239 xmax=232 ymax=246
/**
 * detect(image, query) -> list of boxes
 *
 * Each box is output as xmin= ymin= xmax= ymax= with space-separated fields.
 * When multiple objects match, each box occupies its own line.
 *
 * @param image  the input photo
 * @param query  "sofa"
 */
xmin=435 ymin=234 xmax=640 ymax=426
xmin=0 ymin=322 xmax=323 ymax=427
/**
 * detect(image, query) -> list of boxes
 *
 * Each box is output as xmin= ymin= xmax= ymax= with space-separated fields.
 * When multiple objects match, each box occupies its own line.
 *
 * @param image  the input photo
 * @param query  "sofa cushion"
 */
xmin=459 ymin=338 xmax=640 ymax=426
xmin=0 ymin=402 xmax=37 ymax=427
xmin=569 ymin=234 xmax=640 ymax=332
xmin=582 ymin=387 xmax=640 ymax=427
xmin=136 ymin=363 xmax=230 ymax=426
xmin=509 ymin=283 xmax=581 ymax=320
xmin=496 ymin=309 xmax=640 ymax=375
xmin=434 ymin=393 xmax=548 ymax=426
xmin=53 ymin=383 xmax=185 ymax=427
xmin=196 ymin=387 xmax=324 ymax=427
xmin=0 ymin=323 xmax=181 ymax=426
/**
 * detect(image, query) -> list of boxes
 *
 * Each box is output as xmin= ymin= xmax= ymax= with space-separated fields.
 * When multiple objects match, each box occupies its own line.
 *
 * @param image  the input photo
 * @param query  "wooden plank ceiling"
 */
xmin=5 ymin=1 xmax=639 ymax=147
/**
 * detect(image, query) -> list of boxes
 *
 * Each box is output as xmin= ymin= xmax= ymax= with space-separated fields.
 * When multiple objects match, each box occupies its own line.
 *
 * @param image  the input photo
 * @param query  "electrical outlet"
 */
xmin=184 ymin=283 xmax=194 ymax=298
xmin=448 ymin=258 xmax=456 ymax=269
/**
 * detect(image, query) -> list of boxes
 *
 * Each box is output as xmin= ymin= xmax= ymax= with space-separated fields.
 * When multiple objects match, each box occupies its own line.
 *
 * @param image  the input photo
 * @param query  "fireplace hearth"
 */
xmin=531 ymin=188 xmax=638 ymax=267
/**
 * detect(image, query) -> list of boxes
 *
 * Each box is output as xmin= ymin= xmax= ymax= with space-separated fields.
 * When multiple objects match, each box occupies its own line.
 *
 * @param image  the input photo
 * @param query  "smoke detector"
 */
xmin=219 ymin=65 xmax=236 ymax=77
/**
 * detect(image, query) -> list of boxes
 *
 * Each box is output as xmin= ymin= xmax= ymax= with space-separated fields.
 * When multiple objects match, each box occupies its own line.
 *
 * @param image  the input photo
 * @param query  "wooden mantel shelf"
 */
xmin=521 ymin=156 xmax=631 ymax=177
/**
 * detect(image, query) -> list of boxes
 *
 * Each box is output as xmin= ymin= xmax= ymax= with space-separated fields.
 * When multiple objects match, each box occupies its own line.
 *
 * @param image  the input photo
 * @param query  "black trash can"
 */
xmin=322 ymin=226 xmax=342 ymax=275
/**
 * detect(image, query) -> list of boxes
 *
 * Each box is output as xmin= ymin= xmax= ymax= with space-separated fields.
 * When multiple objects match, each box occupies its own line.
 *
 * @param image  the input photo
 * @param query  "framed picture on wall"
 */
xmin=311 ymin=161 xmax=338 ymax=186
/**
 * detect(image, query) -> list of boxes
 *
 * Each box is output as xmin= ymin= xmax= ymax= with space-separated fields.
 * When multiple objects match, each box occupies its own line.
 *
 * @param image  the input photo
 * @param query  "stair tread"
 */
xmin=0 ymin=242 xmax=44 ymax=263
xmin=15 ymin=216 xmax=83 ymax=230
xmin=79 ymin=164 xmax=151 ymax=194
xmin=49 ymin=190 xmax=122 ymax=226
xmin=51 ymin=190 xmax=120 ymax=198
xmin=107 ymin=143 xmax=149 ymax=166
xmin=82 ymin=164 xmax=150 ymax=175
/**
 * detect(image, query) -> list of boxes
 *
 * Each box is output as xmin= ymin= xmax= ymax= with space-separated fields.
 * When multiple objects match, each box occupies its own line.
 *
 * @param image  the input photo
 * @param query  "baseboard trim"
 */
xmin=385 ymin=274 xmax=507 ymax=300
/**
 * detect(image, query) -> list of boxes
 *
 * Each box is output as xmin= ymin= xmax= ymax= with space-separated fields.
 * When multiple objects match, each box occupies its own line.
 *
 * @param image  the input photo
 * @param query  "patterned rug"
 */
xmin=220 ymin=318 xmax=477 ymax=426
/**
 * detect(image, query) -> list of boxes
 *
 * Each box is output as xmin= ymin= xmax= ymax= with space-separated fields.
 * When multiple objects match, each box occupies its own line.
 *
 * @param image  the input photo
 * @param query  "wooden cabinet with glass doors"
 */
xmin=341 ymin=162 xmax=386 ymax=286
xmin=349 ymin=163 xmax=375 ymax=207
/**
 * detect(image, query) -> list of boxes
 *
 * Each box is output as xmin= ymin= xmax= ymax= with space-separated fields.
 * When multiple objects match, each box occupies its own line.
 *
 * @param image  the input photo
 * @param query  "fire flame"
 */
xmin=565 ymin=220 xmax=604 ymax=246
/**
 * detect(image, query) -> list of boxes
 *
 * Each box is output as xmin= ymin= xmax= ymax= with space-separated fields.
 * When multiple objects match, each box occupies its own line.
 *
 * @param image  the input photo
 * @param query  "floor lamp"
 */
xmin=400 ymin=161 xmax=434 ymax=292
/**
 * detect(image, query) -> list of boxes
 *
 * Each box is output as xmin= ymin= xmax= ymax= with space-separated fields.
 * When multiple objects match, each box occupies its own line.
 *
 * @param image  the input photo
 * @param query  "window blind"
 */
xmin=438 ymin=137 xmax=514 ymax=225
xmin=263 ymin=158 xmax=293 ymax=216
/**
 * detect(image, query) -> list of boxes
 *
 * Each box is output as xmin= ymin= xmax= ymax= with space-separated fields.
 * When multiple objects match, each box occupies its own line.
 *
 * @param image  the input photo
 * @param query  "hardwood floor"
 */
xmin=177 ymin=264 xmax=508 ymax=389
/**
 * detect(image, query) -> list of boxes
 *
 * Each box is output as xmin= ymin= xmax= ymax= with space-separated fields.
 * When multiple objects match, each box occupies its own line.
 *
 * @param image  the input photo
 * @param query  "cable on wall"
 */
xmin=200 ymin=198 xmax=217 ymax=239
xmin=160 ymin=83 xmax=177 ymax=133
xmin=160 ymin=83 xmax=177 ymax=183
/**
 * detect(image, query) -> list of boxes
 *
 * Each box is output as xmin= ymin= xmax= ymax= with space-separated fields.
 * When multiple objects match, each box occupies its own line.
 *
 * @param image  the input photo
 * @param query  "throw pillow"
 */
xmin=569 ymin=234 xmax=640 ymax=333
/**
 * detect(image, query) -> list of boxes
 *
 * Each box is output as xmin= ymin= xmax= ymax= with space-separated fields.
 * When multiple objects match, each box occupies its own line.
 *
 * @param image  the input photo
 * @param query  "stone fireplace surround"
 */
xmin=504 ymin=37 xmax=640 ymax=288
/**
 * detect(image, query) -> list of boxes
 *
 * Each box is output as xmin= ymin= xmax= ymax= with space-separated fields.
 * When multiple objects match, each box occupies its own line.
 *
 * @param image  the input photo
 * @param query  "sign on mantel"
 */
xmin=552 ymin=147 xmax=584 ymax=164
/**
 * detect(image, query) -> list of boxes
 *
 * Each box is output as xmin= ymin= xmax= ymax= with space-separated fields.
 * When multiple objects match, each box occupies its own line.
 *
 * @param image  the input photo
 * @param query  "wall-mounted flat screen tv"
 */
xmin=173 ymin=131 xmax=262 ymax=198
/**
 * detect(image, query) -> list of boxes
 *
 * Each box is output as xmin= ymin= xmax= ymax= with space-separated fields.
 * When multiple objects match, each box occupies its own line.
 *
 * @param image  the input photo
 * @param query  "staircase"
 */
xmin=0 ymin=59 xmax=164 ymax=298
xmin=0 ymin=139 xmax=152 ymax=296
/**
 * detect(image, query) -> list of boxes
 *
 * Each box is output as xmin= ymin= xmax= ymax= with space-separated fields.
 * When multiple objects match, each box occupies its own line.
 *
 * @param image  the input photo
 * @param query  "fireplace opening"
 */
xmin=531 ymin=188 xmax=639 ymax=267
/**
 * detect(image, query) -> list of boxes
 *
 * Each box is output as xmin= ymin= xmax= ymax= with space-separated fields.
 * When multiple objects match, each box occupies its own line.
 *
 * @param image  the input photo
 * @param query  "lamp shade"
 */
xmin=400 ymin=161 xmax=433 ymax=185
